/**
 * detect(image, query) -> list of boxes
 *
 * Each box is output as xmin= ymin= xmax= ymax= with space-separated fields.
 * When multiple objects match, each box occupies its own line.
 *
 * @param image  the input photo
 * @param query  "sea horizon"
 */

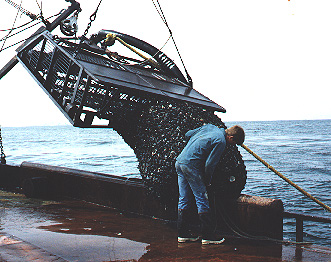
xmin=1 ymin=117 xmax=331 ymax=128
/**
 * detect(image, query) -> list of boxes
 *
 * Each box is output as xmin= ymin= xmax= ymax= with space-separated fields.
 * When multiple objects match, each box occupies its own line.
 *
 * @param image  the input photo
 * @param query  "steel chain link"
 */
xmin=0 ymin=126 xmax=6 ymax=164
xmin=82 ymin=0 xmax=103 ymax=38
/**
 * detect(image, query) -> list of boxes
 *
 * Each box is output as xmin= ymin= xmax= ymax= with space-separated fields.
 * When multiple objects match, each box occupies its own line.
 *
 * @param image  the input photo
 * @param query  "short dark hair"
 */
xmin=226 ymin=125 xmax=245 ymax=145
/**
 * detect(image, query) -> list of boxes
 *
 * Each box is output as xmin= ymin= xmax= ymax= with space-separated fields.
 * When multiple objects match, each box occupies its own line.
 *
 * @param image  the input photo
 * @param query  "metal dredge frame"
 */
xmin=16 ymin=30 xmax=226 ymax=128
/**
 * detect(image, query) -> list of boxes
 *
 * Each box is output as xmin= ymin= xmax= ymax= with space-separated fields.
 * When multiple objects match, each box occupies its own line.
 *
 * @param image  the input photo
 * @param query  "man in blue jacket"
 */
xmin=176 ymin=124 xmax=245 ymax=245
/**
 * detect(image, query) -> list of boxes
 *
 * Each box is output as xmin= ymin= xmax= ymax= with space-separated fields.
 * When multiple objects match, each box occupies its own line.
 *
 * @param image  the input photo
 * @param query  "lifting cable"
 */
xmin=241 ymin=144 xmax=331 ymax=213
xmin=0 ymin=0 xmax=23 ymax=52
xmin=33 ymin=0 xmax=49 ymax=28
xmin=0 ymin=20 xmax=41 ymax=42
xmin=0 ymin=9 xmax=64 ymax=53
xmin=0 ymin=34 xmax=35 ymax=52
xmin=0 ymin=0 xmax=67 ymax=53
xmin=0 ymin=126 xmax=6 ymax=164
xmin=4 ymin=0 xmax=38 ymax=20
xmin=151 ymin=0 xmax=193 ymax=87
xmin=0 ymin=19 xmax=37 ymax=32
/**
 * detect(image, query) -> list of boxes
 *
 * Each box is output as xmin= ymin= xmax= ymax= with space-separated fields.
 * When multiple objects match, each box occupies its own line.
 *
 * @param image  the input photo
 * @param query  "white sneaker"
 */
xmin=178 ymin=235 xmax=200 ymax=243
xmin=201 ymin=237 xmax=225 ymax=245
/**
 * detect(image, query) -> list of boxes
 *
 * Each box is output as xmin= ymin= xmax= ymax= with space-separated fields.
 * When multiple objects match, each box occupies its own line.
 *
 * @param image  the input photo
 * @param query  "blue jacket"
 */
xmin=176 ymin=124 xmax=226 ymax=178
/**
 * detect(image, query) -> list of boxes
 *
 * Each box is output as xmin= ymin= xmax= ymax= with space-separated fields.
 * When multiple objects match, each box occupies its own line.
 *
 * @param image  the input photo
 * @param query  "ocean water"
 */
xmin=1 ymin=119 xmax=331 ymax=246
xmin=234 ymin=119 xmax=331 ymax=247
xmin=1 ymin=125 xmax=140 ymax=178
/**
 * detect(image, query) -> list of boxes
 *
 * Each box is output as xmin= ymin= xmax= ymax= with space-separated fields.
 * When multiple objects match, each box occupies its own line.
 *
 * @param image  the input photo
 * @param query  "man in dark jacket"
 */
xmin=176 ymin=124 xmax=245 ymax=244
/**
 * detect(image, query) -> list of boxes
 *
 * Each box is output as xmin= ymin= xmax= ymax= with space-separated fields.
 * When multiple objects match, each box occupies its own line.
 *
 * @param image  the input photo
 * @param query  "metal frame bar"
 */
xmin=44 ymin=47 xmax=60 ymax=89
xmin=58 ymin=60 xmax=75 ymax=102
xmin=34 ymin=38 xmax=48 ymax=73
xmin=283 ymin=211 xmax=331 ymax=242
xmin=74 ymin=75 xmax=92 ymax=126
xmin=77 ymin=75 xmax=91 ymax=113
xmin=16 ymin=54 xmax=75 ymax=125
xmin=70 ymin=67 xmax=84 ymax=104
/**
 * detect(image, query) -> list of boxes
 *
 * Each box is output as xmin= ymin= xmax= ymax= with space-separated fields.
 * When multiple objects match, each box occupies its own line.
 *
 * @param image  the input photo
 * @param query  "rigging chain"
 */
xmin=73 ymin=0 xmax=102 ymax=56
xmin=82 ymin=0 xmax=103 ymax=38
xmin=0 ymin=127 xmax=6 ymax=164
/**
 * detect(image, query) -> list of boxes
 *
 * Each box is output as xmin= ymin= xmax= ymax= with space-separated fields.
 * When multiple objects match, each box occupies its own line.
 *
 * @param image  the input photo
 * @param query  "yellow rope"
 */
xmin=241 ymin=144 xmax=331 ymax=213
xmin=105 ymin=33 xmax=160 ymax=69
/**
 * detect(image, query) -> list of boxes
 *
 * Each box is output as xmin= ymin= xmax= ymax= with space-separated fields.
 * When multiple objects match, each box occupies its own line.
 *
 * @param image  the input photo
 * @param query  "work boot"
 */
xmin=177 ymin=209 xmax=199 ymax=243
xmin=199 ymin=212 xmax=225 ymax=245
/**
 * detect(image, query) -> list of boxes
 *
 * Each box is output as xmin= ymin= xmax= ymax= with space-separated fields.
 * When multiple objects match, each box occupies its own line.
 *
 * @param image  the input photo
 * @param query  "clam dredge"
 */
xmin=2 ymin=0 xmax=331 ymax=253
xmin=0 ymin=0 xmax=247 ymax=204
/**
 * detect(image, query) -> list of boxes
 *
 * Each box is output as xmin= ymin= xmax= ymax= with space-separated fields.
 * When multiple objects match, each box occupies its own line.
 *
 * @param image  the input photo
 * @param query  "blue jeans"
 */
xmin=176 ymin=161 xmax=210 ymax=214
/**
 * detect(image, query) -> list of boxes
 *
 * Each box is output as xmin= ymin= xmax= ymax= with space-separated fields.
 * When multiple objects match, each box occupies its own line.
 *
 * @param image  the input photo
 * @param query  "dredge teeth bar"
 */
xmin=16 ymin=31 xmax=226 ymax=128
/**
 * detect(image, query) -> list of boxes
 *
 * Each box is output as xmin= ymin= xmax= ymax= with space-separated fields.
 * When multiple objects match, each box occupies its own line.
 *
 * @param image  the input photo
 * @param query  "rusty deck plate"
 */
xmin=0 ymin=190 xmax=330 ymax=261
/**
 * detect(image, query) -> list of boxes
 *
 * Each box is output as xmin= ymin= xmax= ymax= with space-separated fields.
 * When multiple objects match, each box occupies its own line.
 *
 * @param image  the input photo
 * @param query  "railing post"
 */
xmin=296 ymin=217 xmax=304 ymax=242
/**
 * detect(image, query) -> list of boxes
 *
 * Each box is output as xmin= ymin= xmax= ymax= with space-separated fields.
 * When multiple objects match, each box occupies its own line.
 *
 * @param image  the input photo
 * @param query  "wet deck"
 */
xmin=0 ymin=190 xmax=330 ymax=262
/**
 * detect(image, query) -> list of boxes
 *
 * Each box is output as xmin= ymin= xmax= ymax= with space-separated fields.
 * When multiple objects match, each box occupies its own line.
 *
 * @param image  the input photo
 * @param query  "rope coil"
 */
xmin=241 ymin=144 xmax=331 ymax=213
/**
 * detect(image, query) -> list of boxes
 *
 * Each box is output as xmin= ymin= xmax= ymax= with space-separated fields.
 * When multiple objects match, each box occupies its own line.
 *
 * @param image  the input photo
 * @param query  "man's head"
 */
xmin=225 ymin=125 xmax=245 ymax=145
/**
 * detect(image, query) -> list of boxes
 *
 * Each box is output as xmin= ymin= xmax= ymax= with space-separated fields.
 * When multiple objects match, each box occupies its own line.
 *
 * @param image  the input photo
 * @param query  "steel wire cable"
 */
xmin=0 ymin=19 xmax=37 ymax=32
xmin=34 ymin=0 xmax=42 ymax=14
xmin=0 ymin=10 xmax=65 ymax=53
xmin=0 ymin=20 xmax=42 ymax=42
xmin=4 ymin=0 xmax=37 ymax=20
xmin=0 ymin=26 xmax=41 ymax=52
xmin=0 ymin=8 xmax=64 ymax=32
xmin=1 ymin=0 xmax=23 ymax=52
xmin=151 ymin=0 xmax=192 ymax=86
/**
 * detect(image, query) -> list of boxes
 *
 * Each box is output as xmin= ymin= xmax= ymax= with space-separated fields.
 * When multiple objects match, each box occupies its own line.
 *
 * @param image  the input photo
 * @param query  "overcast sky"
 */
xmin=0 ymin=0 xmax=330 ymax=127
